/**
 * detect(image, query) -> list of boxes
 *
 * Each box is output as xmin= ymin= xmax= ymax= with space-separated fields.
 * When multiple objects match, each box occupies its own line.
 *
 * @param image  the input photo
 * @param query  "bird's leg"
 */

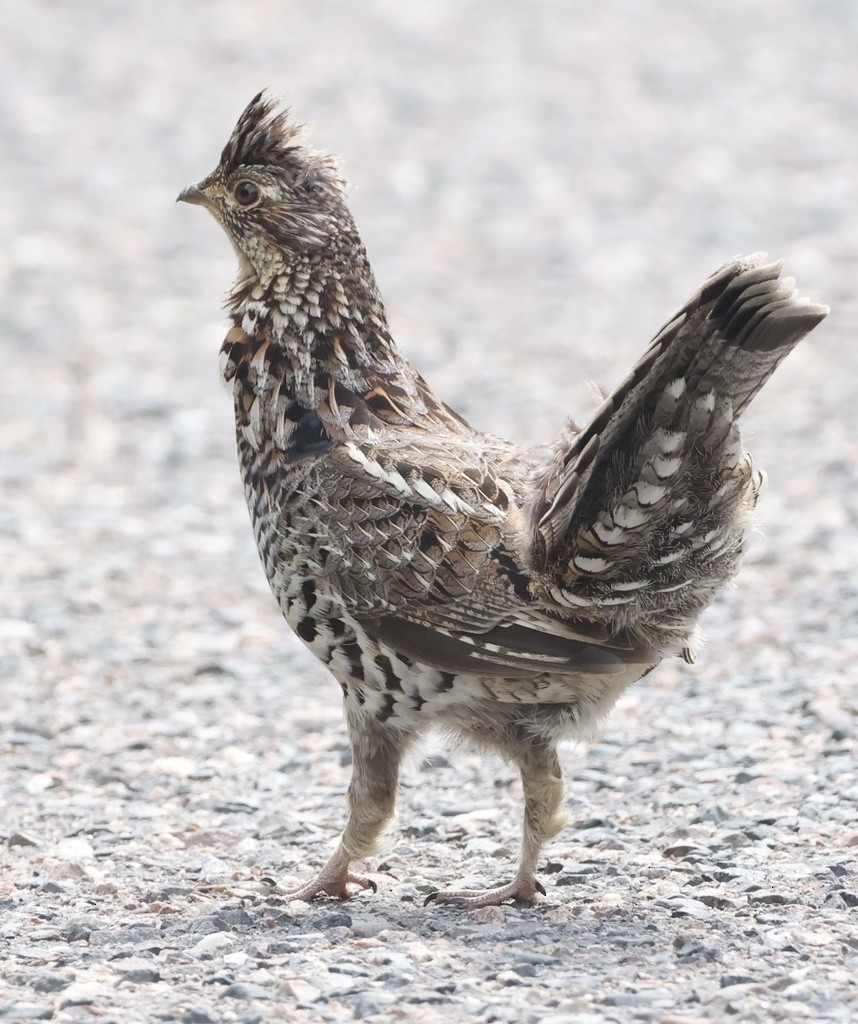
xmin=268 ymin=716 xmax=411 ymax=902
xmin=427 ymin=742 xmax=567 ymax=908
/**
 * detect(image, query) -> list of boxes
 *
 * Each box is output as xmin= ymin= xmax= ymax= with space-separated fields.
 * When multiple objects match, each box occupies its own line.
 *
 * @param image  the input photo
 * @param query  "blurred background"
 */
xmin=1 ymin=0 xmax=855 ymax=847
xmin=1 ymin=1 xmax=856 ymax=1016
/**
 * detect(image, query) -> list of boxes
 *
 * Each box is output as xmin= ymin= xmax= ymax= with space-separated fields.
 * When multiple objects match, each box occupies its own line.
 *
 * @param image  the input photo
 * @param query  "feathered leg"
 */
xmin=427 ymin=741 xmax=567 ymax=907
xmin=272 ymin=714 xmax=412 ymax=901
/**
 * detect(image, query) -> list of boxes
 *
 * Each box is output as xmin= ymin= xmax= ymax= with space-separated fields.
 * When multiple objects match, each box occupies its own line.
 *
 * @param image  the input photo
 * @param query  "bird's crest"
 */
xmin=219 ymin=91 xmax=303 ymax=175
xmin=219 ymin=91 xmax=341 ymax=189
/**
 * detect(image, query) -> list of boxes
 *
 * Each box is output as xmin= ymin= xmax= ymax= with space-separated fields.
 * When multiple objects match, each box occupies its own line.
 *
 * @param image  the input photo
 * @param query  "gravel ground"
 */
xmin=2 ymin=1 xmax=856 ymax=1021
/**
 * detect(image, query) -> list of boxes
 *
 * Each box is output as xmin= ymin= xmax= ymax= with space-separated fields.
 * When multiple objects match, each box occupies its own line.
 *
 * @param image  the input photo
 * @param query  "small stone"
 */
xmin=748 ymin=893 xmax=791 ymax=905
xmin=24 ymin=773 xmax=59 ymax=795
xmin=0 ymin=1006 xmax=52 ymax=1021
xmin=663 ymin=897 xmax=714 ymax=920
xmin=29 ymin=973 xmax=70 ymax=993
xmin=691 ymin=806 xmax=731 ymax=824
xmin=663 ymin=844 xmax=700 ymax=859
xmin=7 ymin=832 xmax=40 ymax=848
xmin=150 ymin=756 xmax=198 ymax=777
xmin=720 ymin=974 xmax=757 ymax=987
xmin=720 ymin=832 xmax=752 ymax=849
xmin=50 ymin=837 xmax=96 ymax=861
xmin=367 ymin=950 xmax=411 ymax=971
xmin=152 ymin=832 xmax=185 ymax=850
xmin=512 ymin=952 xmax=563 ymax=966
xmin=673 ymin=937 xmax=707 ymax=958
xmin=603 ymin=994 xmax=647 ymax=1007
xmin=35 ymin=882 xmax=65 ymax=894
xmin=186 ymin=916 xmax=222 ymax=936
xmin=146 ymin=885 xmax=193 ymax=901
xmin=321 ymin=911 xmax=352 ymax=930
xmin=219 ymin=745 xmax=256 ymax=768
xmin=464 ymin=836 xmax=502 ymax=855
xmin=63 ymin=921 xmax=92 ymax=942
xmin=214 ymin=907 xmax=253 ymax=929
xmin=192 ymin=854 xmax=231 ymax=879
xmin=328 ymin=963 xmax=371 ymax=977
xmin=191 ymin=932 xmax=236 ymax=955
xmin=469 ymin=906 xmax=506 ymax=925
xmin=782 ymin=979 xmax=819 ymax=998
xmin=193 ymin=661 xmax=232 ymax=676
xmin=59 ymin=980 xmax=111 ymax=1007
xmin=149 ymin=901 xmax=181 ymax=915
xmin=38 ymin=859 xmax=90 ymax=881
xmin=696 ymin=893 xmax=735 ymax=910
xmin=279 ymin=978 xmax=321 ymax=1002
xmin=352 ymin=993 xmax=397 ymax=1017
xmin=222 ymin=982 xmax=271 ymax=1000
xmin=119 ymin=968 xmax=161 ymax=983
xmin=349 ymin=913 xmax=387 ymax=938
xmin=181 ymin=1010 xmax=215 ymax=1024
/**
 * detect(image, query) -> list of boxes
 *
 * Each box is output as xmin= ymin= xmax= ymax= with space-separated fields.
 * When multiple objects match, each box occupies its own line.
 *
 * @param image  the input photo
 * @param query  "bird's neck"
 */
xmin=221 ymin=239 xmax=471 ymax=439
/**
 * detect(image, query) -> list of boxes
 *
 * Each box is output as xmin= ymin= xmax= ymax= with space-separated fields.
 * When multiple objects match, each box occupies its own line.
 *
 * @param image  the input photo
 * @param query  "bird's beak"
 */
xmin=176 ymin=183 xmax=209 ymax=207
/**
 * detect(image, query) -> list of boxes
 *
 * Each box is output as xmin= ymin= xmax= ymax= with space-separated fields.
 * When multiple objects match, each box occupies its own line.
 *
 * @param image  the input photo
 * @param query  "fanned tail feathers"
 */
xmin=528 ymin=254 xmax=828 ymax=644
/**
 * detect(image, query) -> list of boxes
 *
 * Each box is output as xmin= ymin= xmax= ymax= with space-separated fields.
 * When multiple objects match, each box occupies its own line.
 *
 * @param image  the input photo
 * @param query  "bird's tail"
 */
xmin=526 ymin=254 xmax=828 ymax=646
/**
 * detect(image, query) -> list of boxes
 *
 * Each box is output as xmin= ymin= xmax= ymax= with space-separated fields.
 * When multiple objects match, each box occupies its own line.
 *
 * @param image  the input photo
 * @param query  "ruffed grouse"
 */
xmin=178 ymin=92 xmax=828 ymax=907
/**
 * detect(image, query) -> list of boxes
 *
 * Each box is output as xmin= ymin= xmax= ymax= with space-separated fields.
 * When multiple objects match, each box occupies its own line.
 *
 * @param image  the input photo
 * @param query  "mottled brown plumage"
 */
xmin=179 ymin=92 xmax=828 ymax=906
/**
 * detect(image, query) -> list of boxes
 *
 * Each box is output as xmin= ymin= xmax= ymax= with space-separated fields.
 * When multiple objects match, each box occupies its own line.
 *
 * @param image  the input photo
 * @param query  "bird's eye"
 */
xmin=233 ymin=180 xmax=261 ymax=206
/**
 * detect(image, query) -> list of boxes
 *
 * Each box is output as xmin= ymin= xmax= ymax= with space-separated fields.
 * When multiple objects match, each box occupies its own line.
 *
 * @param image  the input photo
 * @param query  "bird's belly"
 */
xmin=271 ymin=562 xmax=653 ymax=740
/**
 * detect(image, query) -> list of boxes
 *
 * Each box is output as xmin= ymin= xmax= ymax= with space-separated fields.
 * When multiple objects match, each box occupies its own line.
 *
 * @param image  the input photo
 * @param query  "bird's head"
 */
xmin=178 ymin=92 xmax=350 ymax=286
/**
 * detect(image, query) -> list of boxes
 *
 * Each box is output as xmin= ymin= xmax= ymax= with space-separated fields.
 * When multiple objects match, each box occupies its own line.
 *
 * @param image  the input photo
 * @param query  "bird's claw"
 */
xmin=263 ymin=871 xmax=377 ymax=902
xmin=424 ymin=877 xmax=546 ymax=908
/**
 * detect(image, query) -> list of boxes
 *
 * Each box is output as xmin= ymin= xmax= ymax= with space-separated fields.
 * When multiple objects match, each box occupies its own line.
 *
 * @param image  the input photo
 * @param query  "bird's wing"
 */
xmin=526 ymin=254 xmax=828 ymax=633
xmin=297 ymin=434 xmax=656 ymax=682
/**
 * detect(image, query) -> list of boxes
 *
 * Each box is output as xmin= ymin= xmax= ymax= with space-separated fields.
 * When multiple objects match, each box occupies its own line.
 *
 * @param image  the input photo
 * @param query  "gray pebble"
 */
xmin=0 ymin=1008 xmax=52 ymax=1021
xmin=721 ymin=974 xmax=758 ymax=987
xmin=7 ymin=832 xmax=41 ymax=848
xmin=321 ymin=912 xmax=352 ymax=930
xmin=512 ymin=952 xmax=564 ymax=966
xmin=214 ymin=907 xmax=255 ymax=930
xmin=328 ymin=963 xmax=372 ymax=977
xmin=27 ymin=973 xmax=70 ymax=993
xmin=119 ymin=968 xmax=162 ymax=984
xmin=181 ymin=1010 xmax=216 ymax=1024
xmin=351 ymin=992 xmax=398 ymax=1018
xmin=221 ymin=982 xmax=271 ymax=1001
xmin=349 ymin=914 xmax=388 ymax=938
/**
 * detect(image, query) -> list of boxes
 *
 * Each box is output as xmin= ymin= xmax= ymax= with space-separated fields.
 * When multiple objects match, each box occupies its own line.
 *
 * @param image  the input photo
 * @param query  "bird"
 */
xmin=178 ymin=91 xmax=828 ymax=908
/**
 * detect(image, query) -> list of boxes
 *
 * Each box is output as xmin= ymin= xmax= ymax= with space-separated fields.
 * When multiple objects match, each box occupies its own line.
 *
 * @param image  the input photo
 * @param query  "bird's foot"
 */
xmin=425 ymin=876 xmax=546 ymax=908
xmin=265 ymin=872 xmax=376 ymax=902
xmin=262 ymin=847 xmax=377 ymax=902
